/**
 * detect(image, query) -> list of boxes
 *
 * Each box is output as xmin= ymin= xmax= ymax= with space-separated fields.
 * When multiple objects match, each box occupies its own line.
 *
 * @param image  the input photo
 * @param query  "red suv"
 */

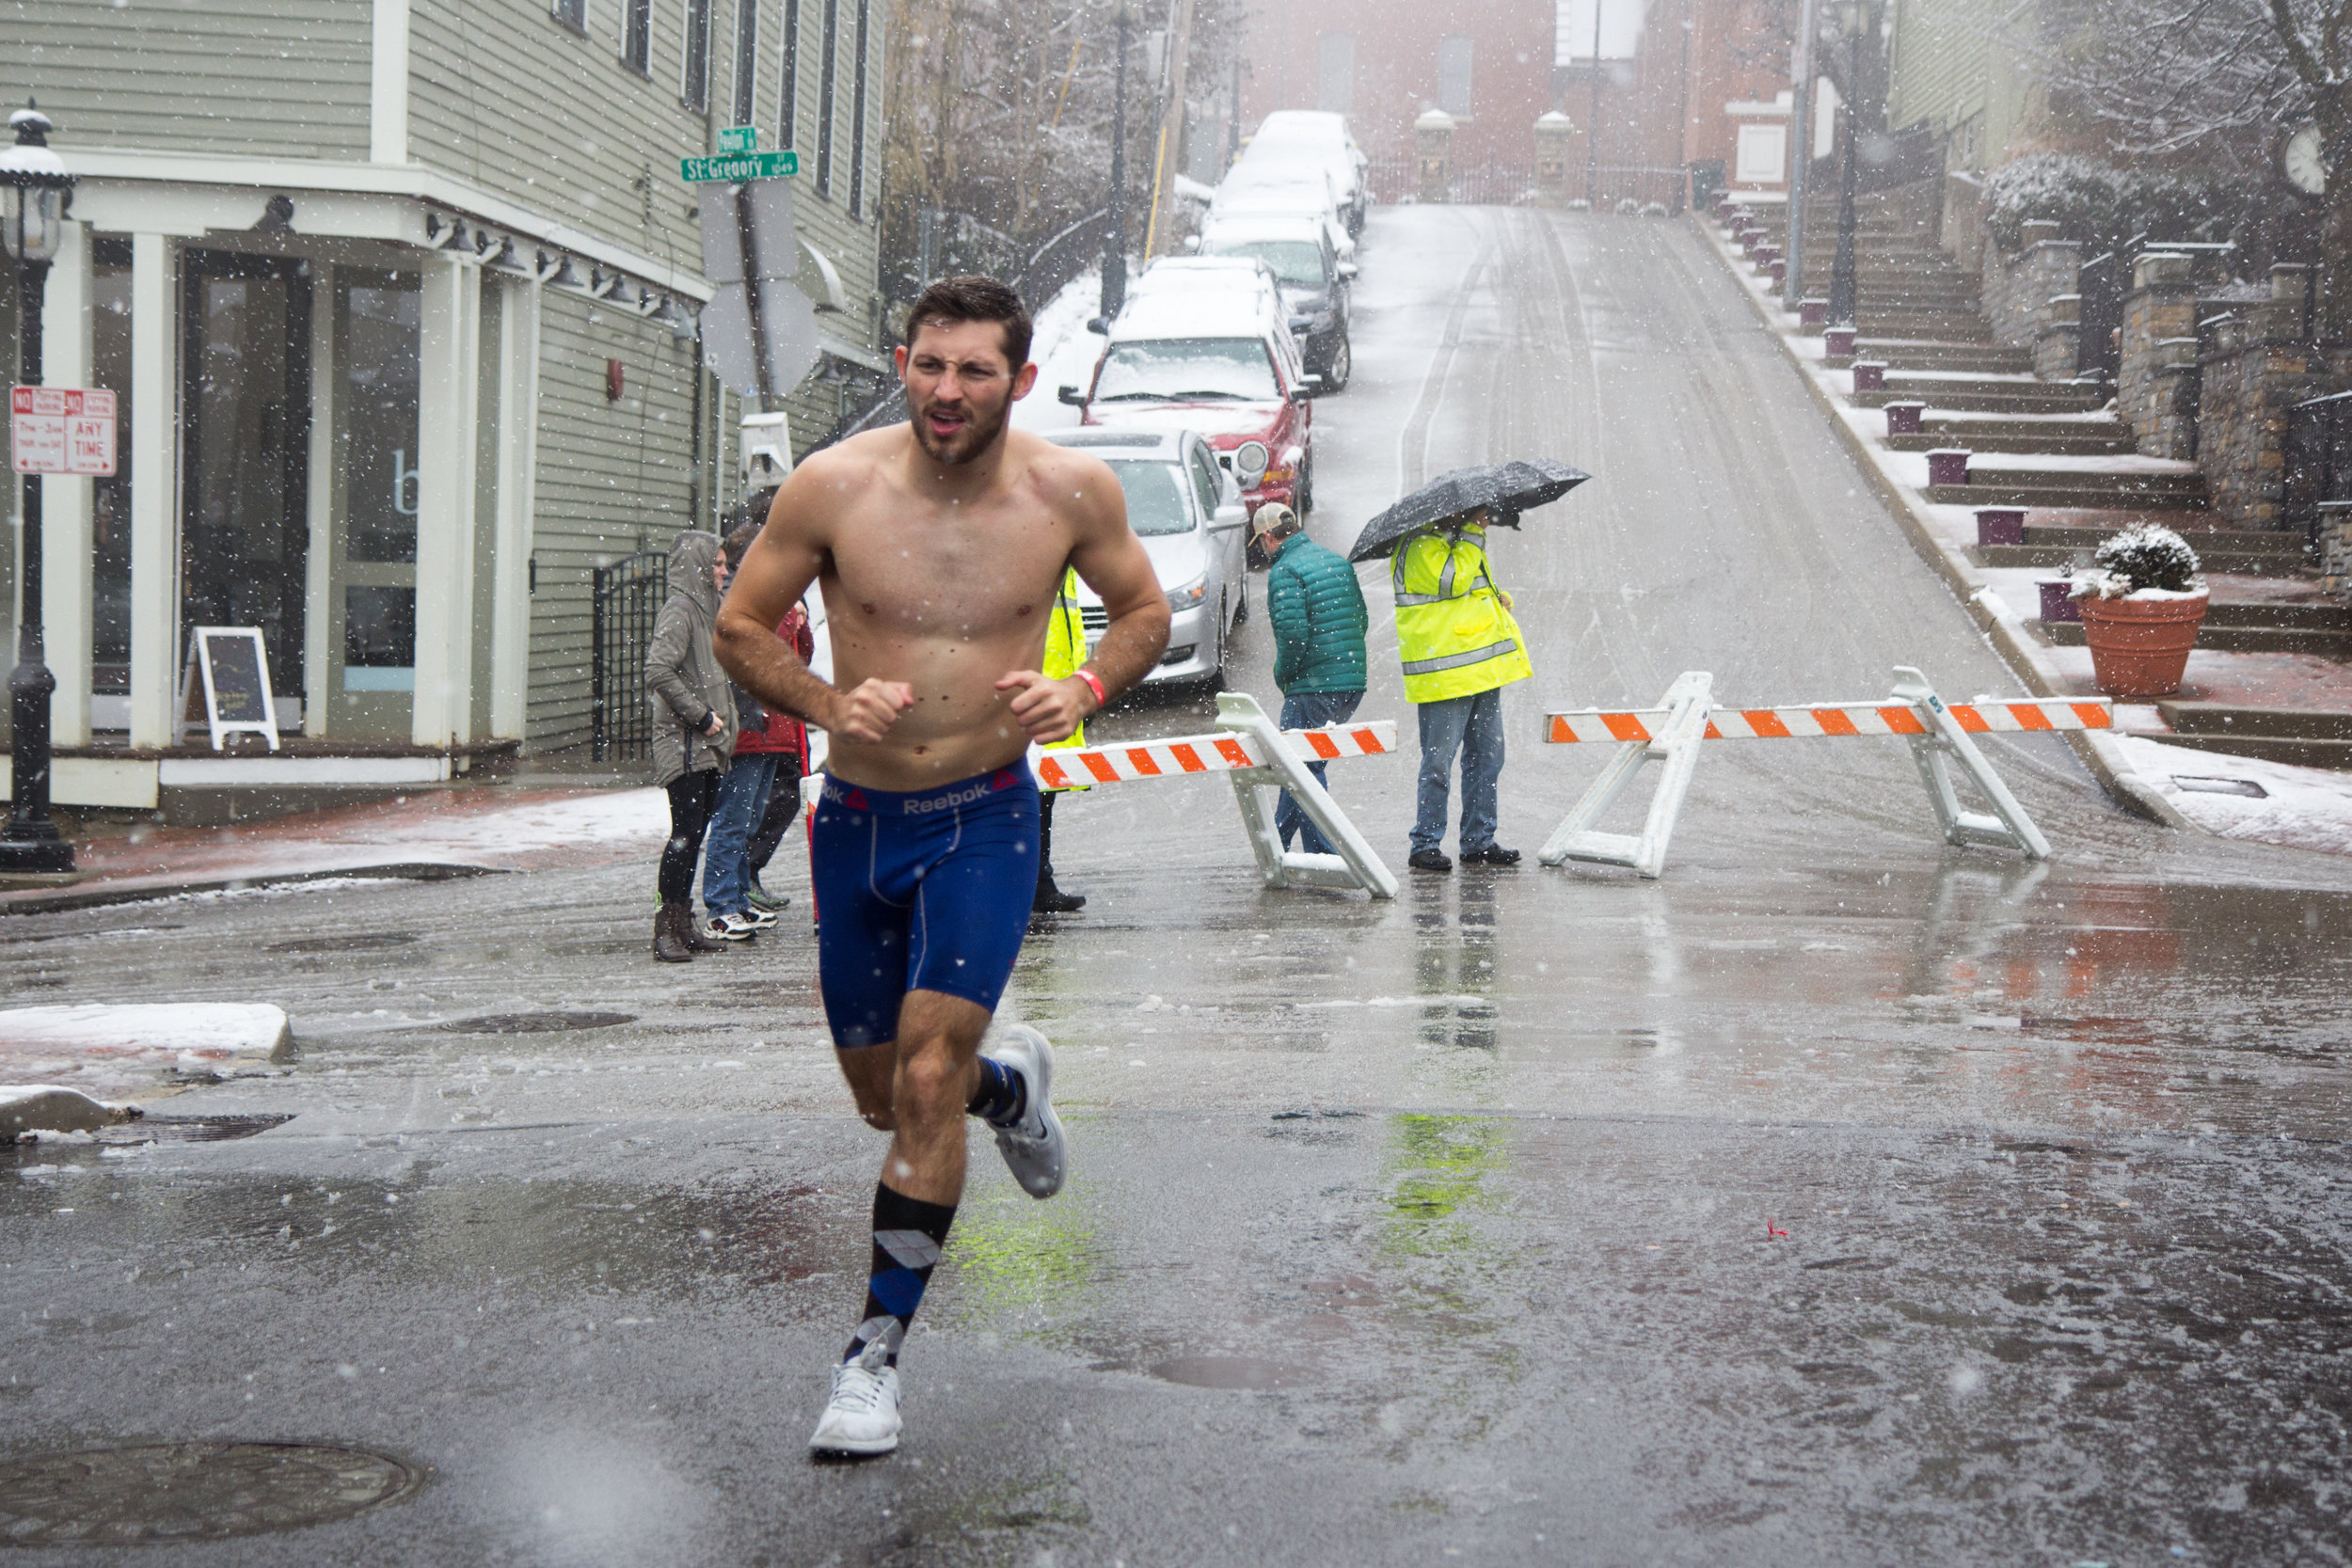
xmin=1057 ymin=257 xmax=1325 ymax=518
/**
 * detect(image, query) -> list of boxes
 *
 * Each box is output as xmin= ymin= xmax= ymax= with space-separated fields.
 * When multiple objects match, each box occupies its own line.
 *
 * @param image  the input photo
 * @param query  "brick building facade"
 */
xmin=1239 ymin=0 xmax=1557 ymax=172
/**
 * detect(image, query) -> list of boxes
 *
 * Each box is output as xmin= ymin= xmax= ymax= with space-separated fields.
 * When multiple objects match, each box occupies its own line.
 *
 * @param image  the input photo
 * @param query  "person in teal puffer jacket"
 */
xmin=1258 ymin=503 xmax=1370 ymax=855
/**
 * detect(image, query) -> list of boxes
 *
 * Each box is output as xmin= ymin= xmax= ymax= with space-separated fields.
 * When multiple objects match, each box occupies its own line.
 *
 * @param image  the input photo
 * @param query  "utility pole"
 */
xmin=1144 ymin=0 xmax=1195 ymax=261
xmin=1103 ymin=4 xmax=1130 ymax=321
xmin=1785 ymin=0 xmax=1819 ymax=304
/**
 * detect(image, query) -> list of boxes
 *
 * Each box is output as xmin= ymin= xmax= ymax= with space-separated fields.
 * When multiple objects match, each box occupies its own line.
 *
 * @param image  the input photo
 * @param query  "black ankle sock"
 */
xmin=966 ymin=1055 xmax=1027 ymax=1127
xmin=846 ymin=1183 xmax=957 ymax=1367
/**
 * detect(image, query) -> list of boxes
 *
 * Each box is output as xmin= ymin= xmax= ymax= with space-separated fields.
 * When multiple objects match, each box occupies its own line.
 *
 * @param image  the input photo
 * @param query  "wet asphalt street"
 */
xmin=9 ymin=207 xmax=2352 ymax=1566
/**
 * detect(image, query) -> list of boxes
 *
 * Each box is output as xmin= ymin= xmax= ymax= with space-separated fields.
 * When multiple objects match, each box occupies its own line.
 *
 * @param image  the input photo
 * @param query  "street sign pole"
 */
xmin=735 ymin=182 xmax=777 ymax=410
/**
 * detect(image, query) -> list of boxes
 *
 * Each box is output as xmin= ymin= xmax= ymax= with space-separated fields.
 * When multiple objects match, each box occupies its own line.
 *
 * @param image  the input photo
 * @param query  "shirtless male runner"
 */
xmin=714 ymin=276 xmax=1170 ymax=1457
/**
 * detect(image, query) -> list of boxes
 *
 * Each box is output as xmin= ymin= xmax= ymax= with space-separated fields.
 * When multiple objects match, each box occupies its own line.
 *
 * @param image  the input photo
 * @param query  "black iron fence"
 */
xmin=2284 ymin=389 xmax=2352 ymax=560
xmin=591 ymin=550 xmax=666 ymax=763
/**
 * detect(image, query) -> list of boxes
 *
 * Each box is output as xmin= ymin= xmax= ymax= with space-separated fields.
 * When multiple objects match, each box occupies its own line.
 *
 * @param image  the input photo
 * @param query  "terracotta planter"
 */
xmin=2078 ymin=592 xmax=2208 ymax=697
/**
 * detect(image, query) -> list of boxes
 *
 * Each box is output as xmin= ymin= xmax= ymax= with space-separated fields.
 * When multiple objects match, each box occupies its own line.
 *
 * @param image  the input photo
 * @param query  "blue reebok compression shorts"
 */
xmin=808 ymin=761 xmax=1041 ymax=1049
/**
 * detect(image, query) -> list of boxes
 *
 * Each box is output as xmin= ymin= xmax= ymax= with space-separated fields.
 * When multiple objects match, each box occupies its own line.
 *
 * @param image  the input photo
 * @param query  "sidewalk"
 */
xmin=0 ymin=785 xmax=668 ymax=915
xmin=1699 ymin=209 xmax=2352 ymax=858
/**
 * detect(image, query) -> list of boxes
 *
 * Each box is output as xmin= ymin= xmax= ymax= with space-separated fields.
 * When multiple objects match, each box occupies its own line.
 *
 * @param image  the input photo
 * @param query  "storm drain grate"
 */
xmin=437 ymin=1010 xmax=637 ymax=1035
xmin=0 ymin=1441 xmax=420 ymax=1544
xmin=265 ymin=933 xmax=421 ymax=955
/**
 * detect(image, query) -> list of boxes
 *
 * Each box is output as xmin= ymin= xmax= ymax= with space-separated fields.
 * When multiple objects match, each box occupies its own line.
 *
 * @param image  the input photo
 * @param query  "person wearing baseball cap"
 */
xmin=1256 ymin=504 xmax=1369 ymax=855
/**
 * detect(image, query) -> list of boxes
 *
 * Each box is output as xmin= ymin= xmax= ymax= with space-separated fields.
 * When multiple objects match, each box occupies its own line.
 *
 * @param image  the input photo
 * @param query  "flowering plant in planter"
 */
xmin=2069 ymin=524 xmax=2208 ymax=697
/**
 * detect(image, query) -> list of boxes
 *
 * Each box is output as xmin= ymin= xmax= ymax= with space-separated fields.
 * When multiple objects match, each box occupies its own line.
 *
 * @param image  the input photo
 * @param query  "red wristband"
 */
xmin=1073 ymin=668 xmax=1106 ymax=709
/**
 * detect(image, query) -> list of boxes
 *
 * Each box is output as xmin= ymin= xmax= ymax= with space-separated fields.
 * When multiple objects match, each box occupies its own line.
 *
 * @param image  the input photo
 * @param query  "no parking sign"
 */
xmin=9 ymin=386 xmax=116 ymax=476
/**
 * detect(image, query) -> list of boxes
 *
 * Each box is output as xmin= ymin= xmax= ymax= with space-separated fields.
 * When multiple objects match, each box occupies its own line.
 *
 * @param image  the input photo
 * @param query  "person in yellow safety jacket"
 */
xmin=1035 ymin=566 xmax=1089 ymax=912
xmin=1391 ymin=509 xmax=1533 ymax=872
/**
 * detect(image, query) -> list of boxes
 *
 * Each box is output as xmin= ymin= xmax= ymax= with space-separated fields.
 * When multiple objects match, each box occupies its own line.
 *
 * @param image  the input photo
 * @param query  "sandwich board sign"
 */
xmin=10 ymin=386 xmax=117 ymax=476
xmin=178 ymin=627 xmax=282 ymax=752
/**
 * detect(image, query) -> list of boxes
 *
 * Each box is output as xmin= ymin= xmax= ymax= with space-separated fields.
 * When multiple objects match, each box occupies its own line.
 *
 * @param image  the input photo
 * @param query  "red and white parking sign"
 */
xmin=10 ymin=386 xmax=118 ymax=477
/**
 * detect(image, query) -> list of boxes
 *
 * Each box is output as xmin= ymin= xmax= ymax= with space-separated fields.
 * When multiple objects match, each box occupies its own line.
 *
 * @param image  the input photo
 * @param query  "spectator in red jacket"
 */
xmin=740 ymin=595 xmax=814 ymax=913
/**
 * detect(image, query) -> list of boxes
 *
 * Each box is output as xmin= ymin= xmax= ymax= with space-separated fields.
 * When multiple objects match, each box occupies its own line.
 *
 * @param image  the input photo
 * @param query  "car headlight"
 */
xmin=1166 ymin=575 xmax=1208 ymax=612
xmin=1233 ymin=441 xmax=1269 ymax=483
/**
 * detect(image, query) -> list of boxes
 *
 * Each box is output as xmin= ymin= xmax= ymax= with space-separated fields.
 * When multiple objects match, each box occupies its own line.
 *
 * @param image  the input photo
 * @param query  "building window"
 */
xmin=780 ymin=0 xmax=802 ymax=147
xmin=848 ymin=0 xmax=871 ymax=216
xmin=683 ymin=0 xmax=712 ymax=111
xmin=732 ymin=0 xmax=760 ymax=124
xmin=1735 ymin=122 xmax=1788 ymax=184
xmin=816 ymin=0 xmax=839 ymax=197
xmin=622 ymin=0 xmax=653 ymax=76
xmin=1437 ymin=35 xmax=1472 ymax=117
xmin=1316 ymin=33 xmax=1353 ymax=116
xmin=551 ymin=0 xmax=586 ymax=33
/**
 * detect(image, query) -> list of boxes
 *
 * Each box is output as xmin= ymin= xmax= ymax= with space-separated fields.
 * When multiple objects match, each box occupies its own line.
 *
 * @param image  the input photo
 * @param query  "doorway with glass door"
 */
xmin=181 ymin=249 xmax=310 ymax=731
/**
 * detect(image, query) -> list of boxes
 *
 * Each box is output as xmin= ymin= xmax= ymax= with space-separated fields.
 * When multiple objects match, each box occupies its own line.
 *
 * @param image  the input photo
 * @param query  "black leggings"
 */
xmin=746 ymin=755 xmax=804 ymax=878
xmin=660 ymin=769 xmax=723 ymax=904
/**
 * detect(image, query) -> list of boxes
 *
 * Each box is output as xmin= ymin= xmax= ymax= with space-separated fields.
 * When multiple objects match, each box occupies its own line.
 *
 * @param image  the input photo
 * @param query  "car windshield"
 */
xmin=1105 ymin=460 xmax=1196 ymax=537
xmin=1093 ymin=338 xmax=1278 ymax=403
xmin=1208 ymin=241 xmax=1323 ymax=288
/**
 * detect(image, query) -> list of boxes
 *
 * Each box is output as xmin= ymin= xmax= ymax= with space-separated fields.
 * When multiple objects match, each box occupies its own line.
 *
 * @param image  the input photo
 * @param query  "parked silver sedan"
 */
xmin=1044 ymin=426 xmax=1250 ymax=689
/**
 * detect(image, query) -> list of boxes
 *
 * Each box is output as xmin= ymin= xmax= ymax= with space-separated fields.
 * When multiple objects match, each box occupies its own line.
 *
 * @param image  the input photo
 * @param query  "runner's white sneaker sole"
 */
xmin=809 ymin=1352 xmax=901 ymax=1456
xmin=986 ymin=1024 xmax=1065 ymax=1199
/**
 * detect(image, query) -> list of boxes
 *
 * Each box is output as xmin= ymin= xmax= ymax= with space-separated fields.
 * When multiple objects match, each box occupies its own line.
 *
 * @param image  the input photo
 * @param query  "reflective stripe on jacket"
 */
xmin=1043 ymin=566 xmax=1087 ymax=752
xmin=1391 ymin=527 xmax=1533 ymax=704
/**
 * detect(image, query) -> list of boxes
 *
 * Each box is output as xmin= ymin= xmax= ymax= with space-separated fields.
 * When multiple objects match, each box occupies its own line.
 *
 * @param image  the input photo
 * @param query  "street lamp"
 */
xmin=0 ymin=103 xmax=77 ymax=875
xmin=1825 ymin=3 xmax=1864 ymax=330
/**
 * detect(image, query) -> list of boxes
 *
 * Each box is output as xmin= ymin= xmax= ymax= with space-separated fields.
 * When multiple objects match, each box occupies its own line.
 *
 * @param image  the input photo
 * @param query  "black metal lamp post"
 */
xmin=1102 ymin=4 xmax=1131 ymax=323
xmin=1825 ymin=4 xmax=1862 ymax=329
xmin=1 ymin=103 xmax=76 ymax=875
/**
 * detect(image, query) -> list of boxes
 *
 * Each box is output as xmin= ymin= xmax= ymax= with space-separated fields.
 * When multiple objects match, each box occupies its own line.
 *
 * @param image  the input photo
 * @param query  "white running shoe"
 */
xmin=808 ymin=1340 xmax=901 ymax=1456
xmin=734 ymin=905 xmax=781 ymax=930
xmin=986 ymin=1024 xmax=1066 ymax=1199
xmin=703 ymin=912 xmax=758 ymax=942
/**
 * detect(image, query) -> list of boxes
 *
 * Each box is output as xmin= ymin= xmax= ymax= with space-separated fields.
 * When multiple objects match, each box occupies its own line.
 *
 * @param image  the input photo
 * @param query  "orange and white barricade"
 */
xmin=1033 ymin=692 xmax=1400 ymax=898
xmin=1539 ymin=666 xmax=2113 ymax=878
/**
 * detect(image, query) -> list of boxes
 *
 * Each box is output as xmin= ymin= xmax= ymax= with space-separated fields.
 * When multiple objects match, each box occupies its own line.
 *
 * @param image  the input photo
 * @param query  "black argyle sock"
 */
xmin=965 ymin=1054 xmax=1027 ymax=1128
xmin=845 ymin=1182 xmax=957 ymax=1367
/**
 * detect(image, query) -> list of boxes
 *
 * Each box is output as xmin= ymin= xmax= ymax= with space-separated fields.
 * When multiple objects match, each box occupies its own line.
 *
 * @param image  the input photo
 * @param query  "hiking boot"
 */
xmin=1460 ymin=845 xmax=1521 ymax=865
xmin=1407 ymin=847 xmax=1454 ymax=872
xmin=654 ymin=902 xmax=694 ymax=963
xmin=1032 ymin=872 xmax=1087 ymax=913
xmin=747 ymin=880 xmax=790 ymax=913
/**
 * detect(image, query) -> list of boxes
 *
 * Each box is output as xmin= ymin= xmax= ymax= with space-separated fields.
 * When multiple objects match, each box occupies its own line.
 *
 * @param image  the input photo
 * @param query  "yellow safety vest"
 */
xmin=1043 ymin=566 xmax=1087 ymax=752
xmin=1391 ymin=527 xmax=1533 ymax=704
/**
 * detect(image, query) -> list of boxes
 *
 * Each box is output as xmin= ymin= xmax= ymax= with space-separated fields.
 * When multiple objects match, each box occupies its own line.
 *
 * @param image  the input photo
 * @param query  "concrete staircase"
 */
xmin=1722 ymin=188 xmax=2352 ymax=770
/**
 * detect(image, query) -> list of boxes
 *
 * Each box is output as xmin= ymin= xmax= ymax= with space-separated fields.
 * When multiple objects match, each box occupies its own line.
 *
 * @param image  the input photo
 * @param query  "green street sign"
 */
xmin=717 ymin=125 xmax=757 ymax=154
xmin=679 ymin=150 xmax=799 ymax=182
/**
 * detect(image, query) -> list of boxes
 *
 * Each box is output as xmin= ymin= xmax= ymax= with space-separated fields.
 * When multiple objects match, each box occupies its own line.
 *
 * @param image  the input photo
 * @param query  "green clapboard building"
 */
xmin=0 ymin=0 xmax=890 ymax=817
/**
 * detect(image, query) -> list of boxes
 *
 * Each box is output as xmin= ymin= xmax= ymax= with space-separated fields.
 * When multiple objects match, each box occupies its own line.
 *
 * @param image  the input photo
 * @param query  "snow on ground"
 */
xmin=0 ymin=787 xmax=671 ymax=916
xmin=2118 ymin=735 xmax=2352 ymax=856
xmin=1013 ymin=266 xmax=1106 ymax=433
xmin=1 ymin=1003 xmax=293 ymax=1101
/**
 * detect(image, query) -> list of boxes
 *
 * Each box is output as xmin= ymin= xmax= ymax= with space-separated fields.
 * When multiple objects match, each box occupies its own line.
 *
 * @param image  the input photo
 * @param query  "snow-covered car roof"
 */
xmin=1251 ymin=110 xmax=1358 ymax=150
xmin=1107 ymin=283 xmax=1284 ymax=343
xmin=1198 ymin=211 xmax=1329 ymax=247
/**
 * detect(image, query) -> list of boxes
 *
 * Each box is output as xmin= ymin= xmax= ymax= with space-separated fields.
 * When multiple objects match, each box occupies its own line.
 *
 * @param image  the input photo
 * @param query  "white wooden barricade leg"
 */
xmin=1888 ymin=666 xmax=2052 ymax=860
xmin=1216 ymin=692 xmax=1400 ymax=899
xmin=1537 ymin=671 xmax=1712 ymax=879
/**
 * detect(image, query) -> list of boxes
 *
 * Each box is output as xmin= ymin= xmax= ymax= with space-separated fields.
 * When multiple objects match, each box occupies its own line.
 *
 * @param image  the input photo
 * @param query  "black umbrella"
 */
xmin=1346 ymin=458 xmax=1591 ymax=563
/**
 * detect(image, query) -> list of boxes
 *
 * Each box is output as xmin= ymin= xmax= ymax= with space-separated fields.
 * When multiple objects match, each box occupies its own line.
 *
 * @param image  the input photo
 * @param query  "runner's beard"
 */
xmin=909 ymin=388 xmax=1010 ymax=465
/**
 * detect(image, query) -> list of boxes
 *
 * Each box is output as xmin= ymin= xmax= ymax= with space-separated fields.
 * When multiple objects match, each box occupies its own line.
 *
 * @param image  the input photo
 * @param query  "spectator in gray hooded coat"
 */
xmin=644 ymin=528 xmax=739 ymax=962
